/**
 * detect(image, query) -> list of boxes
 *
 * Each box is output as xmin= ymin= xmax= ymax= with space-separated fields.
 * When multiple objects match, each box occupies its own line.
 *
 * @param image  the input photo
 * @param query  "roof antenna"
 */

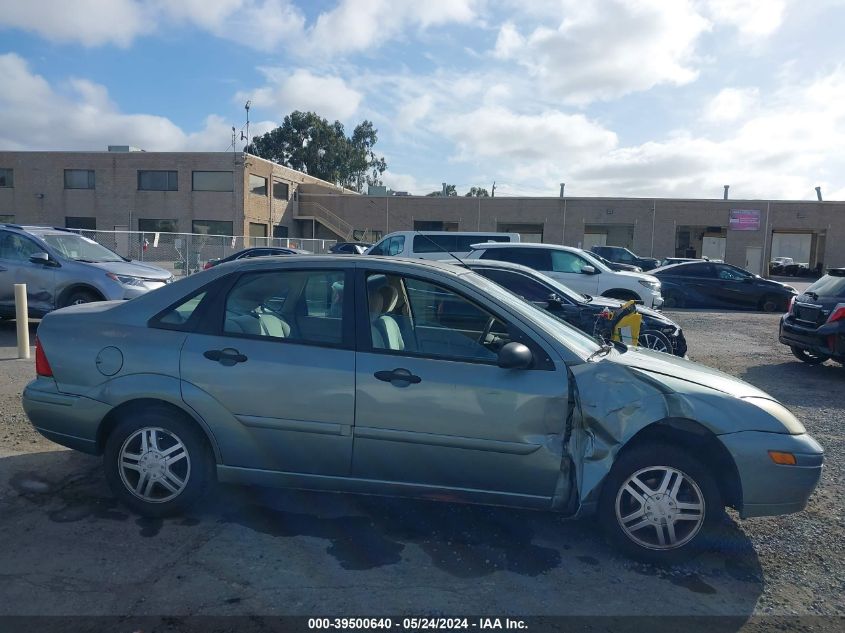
xmin=414 ymin=231 xmax=469 ymax=269
xmin=240 ymin=100 xmax=251 ymax=153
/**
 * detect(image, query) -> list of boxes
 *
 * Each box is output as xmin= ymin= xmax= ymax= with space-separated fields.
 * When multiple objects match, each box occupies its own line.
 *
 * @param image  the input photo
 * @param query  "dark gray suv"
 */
xmin=0 ymin=224 xmax=172 ymax=318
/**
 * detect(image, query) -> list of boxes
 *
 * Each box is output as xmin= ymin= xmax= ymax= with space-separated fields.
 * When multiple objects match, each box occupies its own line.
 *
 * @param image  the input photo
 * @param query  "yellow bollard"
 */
xmin=14 ymin=284 xmax=30 ymax=360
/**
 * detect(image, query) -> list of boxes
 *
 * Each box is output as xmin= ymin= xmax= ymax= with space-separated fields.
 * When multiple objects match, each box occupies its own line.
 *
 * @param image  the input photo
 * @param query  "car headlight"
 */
xmin=106 ymin=273 xmax=147 ymax=287
xmin=743 ymin=397 xmax=806 ymax=435
xmin=638 ymin=279 xmax=661 ymax=291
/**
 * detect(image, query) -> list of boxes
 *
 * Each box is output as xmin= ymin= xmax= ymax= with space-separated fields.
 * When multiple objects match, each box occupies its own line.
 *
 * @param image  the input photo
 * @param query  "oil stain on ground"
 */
xmin=219 ymin=492 xmax=560 ymax=578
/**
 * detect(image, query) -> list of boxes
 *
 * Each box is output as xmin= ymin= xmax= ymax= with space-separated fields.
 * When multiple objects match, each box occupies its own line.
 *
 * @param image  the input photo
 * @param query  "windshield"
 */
xmin=41 ymin=233 xmax=125 ymax=263
xmin=464 ymin=271 xmax=601 ymax=359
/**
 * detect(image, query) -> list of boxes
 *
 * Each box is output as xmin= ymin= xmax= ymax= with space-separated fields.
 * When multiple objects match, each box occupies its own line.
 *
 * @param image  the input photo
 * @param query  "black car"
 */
xmin=589 ymin=251 xmax=643 ymax=272
xmin=591 ymin=245 xmax=660 ymax=271
xmin=203 ymin=246 xmax=309 ymax=270
xmin=779 ymin=268 xmax=845 ymax=365
xmin=466 ymin=260 xmax=687 ymax=356
xmin=328 ymin=242 xmax=371 ymax=254
xmin=652 ymin=261 xmax=797 ymax=312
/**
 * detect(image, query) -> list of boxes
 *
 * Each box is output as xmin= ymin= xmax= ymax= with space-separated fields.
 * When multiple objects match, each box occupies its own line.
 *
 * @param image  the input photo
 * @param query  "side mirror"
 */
xmin=581 ymin=265 xmax=597 ymax=275
xmin=497 ymin=342 xmax=533 ymax=369
xmin=29 ymin=252 xmax=54 ymax=266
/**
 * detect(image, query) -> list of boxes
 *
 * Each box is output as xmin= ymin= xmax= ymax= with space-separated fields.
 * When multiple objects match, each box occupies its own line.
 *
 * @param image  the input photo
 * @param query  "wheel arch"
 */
xmin=597 ymin=418 xmax=743 ymax=511
xmin=601 ymin=288 xmax=642 ymax=301
xmin=57 ymin=283 xmax=106 ymax=307
xmin=96 ymin=397 xmax=222 ymax=464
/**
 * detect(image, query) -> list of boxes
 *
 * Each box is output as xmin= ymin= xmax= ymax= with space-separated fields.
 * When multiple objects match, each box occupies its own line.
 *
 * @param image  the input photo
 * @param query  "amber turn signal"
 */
xmin=768 ymin=451 xmax=797 ymax=465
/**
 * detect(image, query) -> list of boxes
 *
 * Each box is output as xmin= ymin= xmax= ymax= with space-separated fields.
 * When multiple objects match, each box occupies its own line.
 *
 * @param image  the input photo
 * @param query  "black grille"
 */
xmin=794 ymin=304 xmax=821 ymax=325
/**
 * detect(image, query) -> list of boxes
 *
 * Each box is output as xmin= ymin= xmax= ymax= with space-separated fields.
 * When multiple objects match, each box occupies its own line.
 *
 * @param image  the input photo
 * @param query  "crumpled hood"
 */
xmin=607 ymin=348 xmax=771 ymax=399
xmin=88 ymin=260 xmax=172 ymax=280
xmin=585 ymin=296 xmax=676 ymax=326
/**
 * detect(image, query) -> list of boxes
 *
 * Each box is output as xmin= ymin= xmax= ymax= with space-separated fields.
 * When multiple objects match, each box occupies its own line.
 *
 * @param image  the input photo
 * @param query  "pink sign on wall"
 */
xmin=729 ymin=209 xmax=761 ymax=231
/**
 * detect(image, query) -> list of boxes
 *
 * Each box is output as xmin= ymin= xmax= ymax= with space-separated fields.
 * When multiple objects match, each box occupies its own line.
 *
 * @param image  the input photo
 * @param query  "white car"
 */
xmin=467 ymin=242 xmax=663 ymax=308
xmin=366 ymin=231 xmax=520 ymax=260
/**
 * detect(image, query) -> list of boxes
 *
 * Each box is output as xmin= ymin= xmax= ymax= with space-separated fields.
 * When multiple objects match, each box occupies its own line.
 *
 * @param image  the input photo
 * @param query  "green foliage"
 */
xmin=250 ymin=111 xmax=387 ymax=192
xmin=464 ymin=187 xmax=490 ymax=197
xmin=426 ymin=184 xmax=457 ymax=197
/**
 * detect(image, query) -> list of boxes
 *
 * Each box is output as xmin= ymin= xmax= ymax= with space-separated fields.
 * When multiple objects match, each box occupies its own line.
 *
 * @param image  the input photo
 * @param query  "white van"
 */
xmin=365 ymin=231 xmax=520 ymax=260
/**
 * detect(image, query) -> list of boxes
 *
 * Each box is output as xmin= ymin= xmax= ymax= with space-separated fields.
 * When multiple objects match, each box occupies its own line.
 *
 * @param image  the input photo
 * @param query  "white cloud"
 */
xmin=704 ymin=87 xmax=760 ymax=122
xmin=701 ymin=0 xmax=787 ymax=39
xmin=0 ymin=0 xmax=150 ymax=47
xmin=492 ymin=0 xmax=710 ymax=105
xmin=237 ymin=68 xmax=363 ymax=121
xmin=303 ymin=0 xmax=478 ymax=57
xmin=0 ymin=53 xmax=229 ymax=151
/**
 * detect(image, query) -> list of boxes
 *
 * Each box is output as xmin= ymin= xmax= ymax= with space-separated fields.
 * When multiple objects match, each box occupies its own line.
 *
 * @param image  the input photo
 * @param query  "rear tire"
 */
xmin=62 ymin=289 xmax=101 ymax=307
xmin=638 ymin=330 xmax=674 ymax=354
xmin=104 ymin=407 xmax=215 ymax=517
xmin=759 ymin=294 xmax=783 ymax=313
xmin=661 ymin=291 xmax=683 ymax=309
xmin=790 ymin=346 xmax=829 ymax=365
xmin=599 ymin=442 xmax=722 ymax=565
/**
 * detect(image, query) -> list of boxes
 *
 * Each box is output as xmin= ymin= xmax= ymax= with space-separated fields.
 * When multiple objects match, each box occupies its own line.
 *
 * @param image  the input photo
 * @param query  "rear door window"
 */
xmin=480 ymin=247 xmax=551 ymax=269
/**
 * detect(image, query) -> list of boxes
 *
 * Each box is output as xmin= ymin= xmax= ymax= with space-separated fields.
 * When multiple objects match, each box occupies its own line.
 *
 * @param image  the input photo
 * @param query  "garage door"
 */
xmin=771 ymin=233 xmax=812 ymax=264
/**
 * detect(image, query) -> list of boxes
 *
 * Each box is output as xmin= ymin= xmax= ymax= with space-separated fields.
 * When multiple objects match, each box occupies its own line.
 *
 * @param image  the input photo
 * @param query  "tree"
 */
xmin=426 ymin=184 xmax=457 ymax=197
xmin=250 ymin=111 xmax=387 ymax=192
xmin=464 ymin=187 xmax=489 ymax=197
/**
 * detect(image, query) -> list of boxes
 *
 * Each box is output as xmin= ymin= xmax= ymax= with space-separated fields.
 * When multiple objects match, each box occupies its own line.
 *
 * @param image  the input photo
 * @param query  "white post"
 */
xmin=14 ymin=284 xmax=30 ymax=360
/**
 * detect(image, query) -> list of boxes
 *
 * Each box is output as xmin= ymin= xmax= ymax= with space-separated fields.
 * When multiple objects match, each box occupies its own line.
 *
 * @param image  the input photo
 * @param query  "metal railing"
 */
xmin=74 ymin=230 xmax=336 ymax=277
xmin=295 ymin=201 xmax=355 ymax=240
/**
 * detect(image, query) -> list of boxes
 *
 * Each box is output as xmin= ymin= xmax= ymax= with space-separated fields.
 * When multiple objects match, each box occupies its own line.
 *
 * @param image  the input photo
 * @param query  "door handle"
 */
xmin=374 ymin=368 xmax=421 ymax=385
xmin=204 ymin=348 xmax=248 ymax=365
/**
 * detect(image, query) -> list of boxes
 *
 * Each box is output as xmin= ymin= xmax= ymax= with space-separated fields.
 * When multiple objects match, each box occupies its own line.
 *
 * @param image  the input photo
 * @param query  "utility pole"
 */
xmin=491 ymin=181 xmax=496 ymax=198
xmin=241 ymin=100 xmax=251 ymax=153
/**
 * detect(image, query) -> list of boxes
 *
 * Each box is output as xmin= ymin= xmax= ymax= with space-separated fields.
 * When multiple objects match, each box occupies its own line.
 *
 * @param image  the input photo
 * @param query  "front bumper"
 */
xmin=22 ymin=379 xmax=110 ymax=454
xmin=718 ymin=431 xmax=823 ymax=518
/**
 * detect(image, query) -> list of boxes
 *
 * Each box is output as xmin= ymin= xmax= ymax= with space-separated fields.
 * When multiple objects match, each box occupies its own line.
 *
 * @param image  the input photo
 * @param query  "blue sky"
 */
xmin=2 ymin=0 xmax=845 ymax=199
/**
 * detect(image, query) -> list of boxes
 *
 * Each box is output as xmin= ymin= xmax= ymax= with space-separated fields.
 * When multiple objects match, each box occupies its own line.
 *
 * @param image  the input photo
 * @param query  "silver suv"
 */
xmin=0 ymin=224 xmax=172 ymax=318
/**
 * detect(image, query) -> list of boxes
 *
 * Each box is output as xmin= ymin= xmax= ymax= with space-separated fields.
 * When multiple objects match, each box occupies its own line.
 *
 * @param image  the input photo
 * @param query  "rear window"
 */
xmin=806 ymin=273 xmax=845 ymax=298
xmin=480 ymin=247 xmax=551 ymax=269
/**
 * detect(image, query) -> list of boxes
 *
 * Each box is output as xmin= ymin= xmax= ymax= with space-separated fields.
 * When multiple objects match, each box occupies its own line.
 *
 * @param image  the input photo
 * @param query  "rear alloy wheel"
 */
xmin=759 ymin=294 xmax=783 ymax=313
xmin=790 ymin=345 xmax=830 ymax=365
xmin=104 ymin=408 xmax=214 ymax=516
xmin=638 ymin=330 xmax=674 ymax=354
xmin=599 ymin=443 xmax=722 ymax=564
xmin=63 ymin=289 xmax=100 ymax=307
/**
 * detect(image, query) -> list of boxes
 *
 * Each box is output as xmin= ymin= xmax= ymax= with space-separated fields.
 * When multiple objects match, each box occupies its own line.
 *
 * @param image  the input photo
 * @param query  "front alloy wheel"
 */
xmin=599 ymin=442 xmax=722 ymax=564
xmin=637 ymin=330 xmax=673 ymax=354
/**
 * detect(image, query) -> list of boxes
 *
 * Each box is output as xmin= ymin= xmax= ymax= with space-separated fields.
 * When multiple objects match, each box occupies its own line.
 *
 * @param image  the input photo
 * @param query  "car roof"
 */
xmin=0 ymin=224 xmax=77 ymax=236
xmin=215 ymin=254 xmax=474 ymax=276
xmin=652 ymin=260 xmax=715 ymax=273
xmin=463 ymin=258 xmax=549 ymax=275
xmin=469 ymin=242 xmax=577 ymax=251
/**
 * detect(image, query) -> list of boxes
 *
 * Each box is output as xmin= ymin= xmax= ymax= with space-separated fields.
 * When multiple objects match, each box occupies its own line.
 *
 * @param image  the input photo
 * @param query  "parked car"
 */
xmin=203 ymin=246 xmax=309 ymax=270
xmin=365 ymin=231 xmax=520 ymax=259
xmin=591 ymin=245 xmax=660 ymax=271
xmin=652 ymin=261 xmax=797 ymax=312
xmin=589 ymin=251 xmax=643 ymax=273
xmin=23 ymin=256 xmax=822 ymax=563
xmin=329 ymin=242 xmax=371 ymax=254
xmin=466 ymin=260 xmax=687 ymax=356
xmin=779 ymin=268 xmax=845 ymax=365
xmin=466 ymin=243 xmax=664 ymax=308
xmin=0 ymin=224 xmax=172 ymax=318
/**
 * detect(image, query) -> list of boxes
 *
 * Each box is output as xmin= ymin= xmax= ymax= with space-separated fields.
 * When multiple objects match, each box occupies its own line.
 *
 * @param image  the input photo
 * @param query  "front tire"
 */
xmin=104 ymin=407 xmax=214 ymax=517
xmin=602 ymin=289 xmax=641 ymax=302
xmin=638 ymin=329 xmax=674 ymax=354
xmin=599 ymin=443 xmax=722 ymax=564
xmin=759 ymin=294 xmax=783 ymax=313
xmin=790 ymin=346 xmax=829 ymax=365
xmin=661 ymin=290 xmax=684 ymax=309
xmin=62 ymin=289 xmax=101 ymax=307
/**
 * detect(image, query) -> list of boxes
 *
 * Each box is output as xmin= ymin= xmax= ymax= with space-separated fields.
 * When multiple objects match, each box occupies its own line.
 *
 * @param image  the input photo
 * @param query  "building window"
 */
xmin=249 ymin=174 xmax=268 ymax=196
xmin=192 ymin=220 xmax=233 ymax=236
xmin=64 ymin=169 xmax=95 ymax=189
xmin=0 ymin=214 xmax=14 ymax=223
xmin=414 ymin=221 xmax=459 ymax=231
xmin=138 ymin=219 xmax=179 ymax=233
xmin=0 ymin=169 xmax=13 ymax=188
xmin=273 ymin=181 xmax=290 ymax=201
xmin=249 ymin=222 xmax=267 ymax=246
xmin=65 ymin=216 xmax=96 ymax=230
xmin=138 ymin=170 xmax=178 ymax=191
xmin=192 ymin=171 xmax=233 ymax=192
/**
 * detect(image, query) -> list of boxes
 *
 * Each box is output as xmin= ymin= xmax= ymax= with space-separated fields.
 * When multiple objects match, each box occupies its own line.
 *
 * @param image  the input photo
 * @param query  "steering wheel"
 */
xmin=477 ymin=316 xmax=496 ymax=345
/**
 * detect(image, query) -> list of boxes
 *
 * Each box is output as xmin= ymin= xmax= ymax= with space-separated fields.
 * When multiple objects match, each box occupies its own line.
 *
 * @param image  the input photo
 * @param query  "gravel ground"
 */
xmin=0 ymin=312 xmax=842 ymax=621
xmin=669 ymin=309 xmax=844 ymax=616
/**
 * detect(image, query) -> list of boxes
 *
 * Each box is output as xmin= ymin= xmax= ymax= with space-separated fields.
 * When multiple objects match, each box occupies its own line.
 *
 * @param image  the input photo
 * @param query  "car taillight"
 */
xmin=35 ymin=337 xmax=53 ymax=377
xmin=827 ymin=303 xmax=845 ymax=323
xmin=203 ymin=262 xmax=213 ymax=270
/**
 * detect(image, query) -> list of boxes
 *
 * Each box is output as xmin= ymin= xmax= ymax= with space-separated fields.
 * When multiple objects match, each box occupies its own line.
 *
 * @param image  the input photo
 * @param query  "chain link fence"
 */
xmin=73 ymin=230 xmax=336 ymax=277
